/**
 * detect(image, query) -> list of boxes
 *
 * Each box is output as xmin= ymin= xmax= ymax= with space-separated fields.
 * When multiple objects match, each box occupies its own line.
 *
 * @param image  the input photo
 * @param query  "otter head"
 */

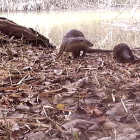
xmin=78 ymin=38 xmax=93 ymax=47
xmin=121 ymin=50 xmax=134 ymax=62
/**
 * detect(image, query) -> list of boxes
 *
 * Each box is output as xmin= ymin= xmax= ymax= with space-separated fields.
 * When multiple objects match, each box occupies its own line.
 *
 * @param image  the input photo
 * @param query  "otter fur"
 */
xmin=63 ymin=29 xmax=85 ymax=39
xmin=56 ymin=29 xmax=93 ymax=59
xmin=56 ymin=29 xmax=112 ymax=59
xmin=113 ymin=43 xmax=135 ymax=63
xmin=56 ymin=37 xmax=93 ymax=59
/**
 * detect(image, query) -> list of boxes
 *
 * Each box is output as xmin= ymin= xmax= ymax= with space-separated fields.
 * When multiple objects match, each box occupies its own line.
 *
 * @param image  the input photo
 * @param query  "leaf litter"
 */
xmin=1 ymin=36 xmax=140 ymax=140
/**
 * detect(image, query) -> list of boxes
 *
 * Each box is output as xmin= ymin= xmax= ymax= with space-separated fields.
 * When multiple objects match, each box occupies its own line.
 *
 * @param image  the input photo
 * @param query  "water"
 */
xmin=1 ymin=10 xmax=100 ymax=46
xmin=1 ymin=10 xmax=140 ymax=49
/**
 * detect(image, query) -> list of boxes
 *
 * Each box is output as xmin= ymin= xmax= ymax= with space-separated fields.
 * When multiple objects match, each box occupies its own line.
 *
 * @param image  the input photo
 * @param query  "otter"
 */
xmin=56 ymin=29 xmax=112 ymax=59
xmin=56 ymin=37 xmax=93 ymax=59
xmin=113 ymin=43 xmax=135 ymax=63
xmin=56 ymin=29 xmax=93 ymax=59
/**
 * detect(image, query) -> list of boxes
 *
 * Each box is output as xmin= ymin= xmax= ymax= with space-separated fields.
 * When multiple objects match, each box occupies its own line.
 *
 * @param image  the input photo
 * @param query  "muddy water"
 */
xmin=1 ymin=10 xmax=140 ymax=49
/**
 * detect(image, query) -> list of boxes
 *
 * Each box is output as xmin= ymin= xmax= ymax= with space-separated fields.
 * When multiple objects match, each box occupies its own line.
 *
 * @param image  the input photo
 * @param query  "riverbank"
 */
xmin=0 ymin=32 xmax=140 ymax=139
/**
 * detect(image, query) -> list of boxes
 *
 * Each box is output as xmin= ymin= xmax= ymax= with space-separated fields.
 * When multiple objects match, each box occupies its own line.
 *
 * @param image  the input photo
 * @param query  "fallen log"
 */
xmin=0 ymin=17 xmax=55 ymax=49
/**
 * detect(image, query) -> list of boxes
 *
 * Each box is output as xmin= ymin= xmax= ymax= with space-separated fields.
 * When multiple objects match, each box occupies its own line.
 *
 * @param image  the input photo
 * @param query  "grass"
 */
xmin=0 ymin=0 xmax=139 ymax=12
xmin=1 ymin=9 xmax=140 ymax=49
xmin=0 ymin=0 xmax=96 ymax=11
xmin=46 ymin=10 xmax=140 ymax=49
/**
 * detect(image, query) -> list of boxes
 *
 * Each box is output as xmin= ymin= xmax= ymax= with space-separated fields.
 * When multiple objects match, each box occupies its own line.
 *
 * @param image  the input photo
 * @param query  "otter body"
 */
xmin=56 ymin=37 xmax=93 ymax=59
xmin=113 ymin=43 xmax=134 ymax=63
xmin=63 ymin=29 xmax=85 ymax=39
xmin=56 ymin=29 xmax=112 ymax=59
xmin=56 ymin=29 xmax=93 ymax=59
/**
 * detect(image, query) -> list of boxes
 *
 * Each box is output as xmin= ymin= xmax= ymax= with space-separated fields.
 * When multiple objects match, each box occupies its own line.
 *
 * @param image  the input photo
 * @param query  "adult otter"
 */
xmin=56 ymin=29 xmax=112 ymax=59
xmin=56 ymin=37 xmax=93 ymax=59
xmin=56 ymin=29 xmax=93 ymax=59
xmin=113 ymin=43 xmax=135 ymax=63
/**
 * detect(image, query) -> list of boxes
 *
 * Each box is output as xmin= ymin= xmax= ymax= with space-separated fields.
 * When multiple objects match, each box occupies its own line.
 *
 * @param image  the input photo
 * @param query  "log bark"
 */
xmin=0 ymin=17 xmax=55 ymax=49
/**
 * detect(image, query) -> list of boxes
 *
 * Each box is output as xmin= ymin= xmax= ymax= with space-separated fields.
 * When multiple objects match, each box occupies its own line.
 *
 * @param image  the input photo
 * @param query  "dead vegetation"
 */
xmin=0 ymin=0 xmax=140 ymax=11
xmin=0 ymin=28 xmax=140 ymax=140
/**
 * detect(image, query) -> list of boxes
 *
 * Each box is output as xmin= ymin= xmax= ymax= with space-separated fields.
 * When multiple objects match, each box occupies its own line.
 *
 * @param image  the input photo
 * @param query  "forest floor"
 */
xmin=0 ymin=36 xmax=140 ymax=140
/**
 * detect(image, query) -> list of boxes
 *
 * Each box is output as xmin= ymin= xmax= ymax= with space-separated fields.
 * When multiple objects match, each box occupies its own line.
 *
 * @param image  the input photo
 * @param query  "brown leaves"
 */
xmin=1 ymin=37 xmax=140 ymax=139
xmin=86 ymin=105 xmax=103 ymax=116
xmin=38 ymin=88 xmax=67 ymax=98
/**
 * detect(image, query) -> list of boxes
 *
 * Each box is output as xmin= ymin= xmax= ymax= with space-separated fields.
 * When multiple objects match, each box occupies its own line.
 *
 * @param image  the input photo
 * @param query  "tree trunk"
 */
xmin=0 ymin=17 xmax=55 ymax=49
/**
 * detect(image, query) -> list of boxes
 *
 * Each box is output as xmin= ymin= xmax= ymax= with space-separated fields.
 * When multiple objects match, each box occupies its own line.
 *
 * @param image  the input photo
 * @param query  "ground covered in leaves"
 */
xmin=1 ymin=37 xmax=140 ymax=140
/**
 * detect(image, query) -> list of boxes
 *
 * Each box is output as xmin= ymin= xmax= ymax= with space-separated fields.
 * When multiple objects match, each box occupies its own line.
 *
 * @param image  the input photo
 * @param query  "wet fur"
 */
xmin=113 ymin=43 xmax=134 ymax=63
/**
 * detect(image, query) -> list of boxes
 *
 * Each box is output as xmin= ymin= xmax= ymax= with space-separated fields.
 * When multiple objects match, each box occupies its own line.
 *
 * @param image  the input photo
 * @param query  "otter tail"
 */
xmin=56 ymin=42 xmax=66 ymax=59
xmin=87 ymin=48 xmax=112 ymax=53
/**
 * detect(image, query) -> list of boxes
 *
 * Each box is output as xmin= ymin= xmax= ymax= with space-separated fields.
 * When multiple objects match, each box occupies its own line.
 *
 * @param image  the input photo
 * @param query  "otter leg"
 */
xmin=81 ymin=51 xmax=86 ymax=57
xmin=72 ymin=50 xmax=80 ymax=58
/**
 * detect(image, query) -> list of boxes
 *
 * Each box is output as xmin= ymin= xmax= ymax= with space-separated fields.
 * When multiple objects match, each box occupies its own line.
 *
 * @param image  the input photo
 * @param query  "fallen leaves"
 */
xmin=1 ymin=36 xmax=140 ymax=139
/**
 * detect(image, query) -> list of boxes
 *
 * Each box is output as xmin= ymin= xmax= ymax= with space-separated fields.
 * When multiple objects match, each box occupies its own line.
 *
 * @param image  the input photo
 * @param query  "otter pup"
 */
xmin=113 ymin=43 xmax=135 ymax=63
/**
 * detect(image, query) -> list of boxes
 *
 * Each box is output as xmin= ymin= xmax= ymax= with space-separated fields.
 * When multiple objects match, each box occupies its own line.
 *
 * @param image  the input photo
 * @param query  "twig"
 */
xmin=95 ymin=75 xmax=100 ymax=87
xmin=121 ymin=99 xmax=128 ymax=113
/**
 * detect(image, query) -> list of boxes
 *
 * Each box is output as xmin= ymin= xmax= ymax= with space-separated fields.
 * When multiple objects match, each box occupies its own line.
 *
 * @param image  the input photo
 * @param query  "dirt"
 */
xmin=0 ymin=36 xmax=140 ymax=140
